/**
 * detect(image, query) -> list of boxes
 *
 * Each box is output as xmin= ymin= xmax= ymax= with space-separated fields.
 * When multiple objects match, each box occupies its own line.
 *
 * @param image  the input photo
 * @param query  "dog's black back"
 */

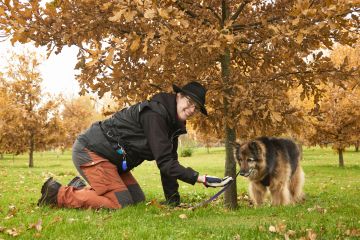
xmin=257 ymin=137 xmax=300 ymax=175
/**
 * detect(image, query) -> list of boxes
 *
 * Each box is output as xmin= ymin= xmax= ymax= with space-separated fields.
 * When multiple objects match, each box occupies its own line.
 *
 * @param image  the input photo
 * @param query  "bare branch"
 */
xmin=230 ymin=0 xmax=251 ymax=21
xmin=221 ymin=0 xmax=227 ymax=25
xmin=231 ymin=16 xmax=282 ymax=31
xmin=175 ymin=1 xmax=220 ymax=26
xmin=149 ymin=83 xmax=163 ymax=91
xmin=175 ymin=0 xmax=197 ymax=19
xmin=206 ymin=6 xmax=221 ymax=23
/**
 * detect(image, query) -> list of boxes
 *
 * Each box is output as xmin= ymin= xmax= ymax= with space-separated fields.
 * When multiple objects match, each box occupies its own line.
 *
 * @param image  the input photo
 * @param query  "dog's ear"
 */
xmin=249 ymin=141 xmax=260 ymax=156
xmin=229 ymin=141 xmax=241 ymax=161
xmin=229 ymin=141 xmax=241 ymax=149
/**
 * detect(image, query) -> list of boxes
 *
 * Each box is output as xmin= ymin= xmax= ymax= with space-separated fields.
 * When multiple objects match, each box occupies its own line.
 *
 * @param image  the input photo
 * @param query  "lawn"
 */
xmin=0 ymin=147 xmax=359 ymax=239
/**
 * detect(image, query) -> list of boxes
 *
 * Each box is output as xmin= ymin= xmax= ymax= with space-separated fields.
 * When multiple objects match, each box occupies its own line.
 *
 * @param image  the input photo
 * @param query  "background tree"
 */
xmin=0 ymin=73 xmax=25 ymax=157
xmin=0 ymin=51 xmax=61 ymax=167
xmin=331 ymin=40 xmax=360 ymax=152
xmin=59 ymin=95 xmax=103 ymax=151
xmin=307 ymin=85 xmax=360 ymax=167
xmin=0 ymin=84 xmax=29 ymax=156
xmin=1 ymin=0 xmax=358 ymax=208
xmin=304 ymin=41 xmax=360 ymax=166
xmin=194 ymin=126 xmax=222 ymax=154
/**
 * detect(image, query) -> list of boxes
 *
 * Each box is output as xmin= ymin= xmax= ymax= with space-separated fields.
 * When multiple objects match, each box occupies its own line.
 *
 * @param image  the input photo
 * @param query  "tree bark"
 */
xmin=338 ymin=148 xmax=344 ymax=167
xmin=29 ymin=132 xmax=34 ymax=167
xmin=355 ymin=141 xmax=359 ymax=152
xmin=224 ymin=127 xmax=237 ymax=209
xmin=220 ymin=21 xmax=237 ymax=208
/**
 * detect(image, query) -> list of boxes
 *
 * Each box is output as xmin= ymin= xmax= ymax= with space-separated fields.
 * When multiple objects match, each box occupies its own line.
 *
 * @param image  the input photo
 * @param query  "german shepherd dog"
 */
xmin=233 ymin=137 xmax=305 ymax=206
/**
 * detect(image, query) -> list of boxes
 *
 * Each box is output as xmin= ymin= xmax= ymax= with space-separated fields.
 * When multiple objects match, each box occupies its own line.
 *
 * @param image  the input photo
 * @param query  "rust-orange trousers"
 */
xmin=57 ymin=142 xmax=145 ymax=209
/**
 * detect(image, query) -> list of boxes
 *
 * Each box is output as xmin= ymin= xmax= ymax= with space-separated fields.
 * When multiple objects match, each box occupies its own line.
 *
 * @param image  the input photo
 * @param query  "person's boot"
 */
xmin=37 ymin=177 xmax=61 ymax=207
xmin=67 ymin=176 xmax=86 ymax=189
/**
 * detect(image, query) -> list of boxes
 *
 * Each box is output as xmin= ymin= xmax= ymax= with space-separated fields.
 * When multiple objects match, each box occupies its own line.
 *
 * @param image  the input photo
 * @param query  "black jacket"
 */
xmin=77 ymin=93 xmax=199 ymax=203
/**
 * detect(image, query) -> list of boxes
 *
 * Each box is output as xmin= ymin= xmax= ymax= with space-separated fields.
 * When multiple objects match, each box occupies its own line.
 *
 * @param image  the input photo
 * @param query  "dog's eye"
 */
xmin=247 ymin=158 xmax=255 ymax=162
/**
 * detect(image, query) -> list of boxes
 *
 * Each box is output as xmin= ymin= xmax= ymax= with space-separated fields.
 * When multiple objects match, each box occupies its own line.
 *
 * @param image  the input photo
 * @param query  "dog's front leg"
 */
xmin=270 ymin=181 xmax=291 ymax=205
xmin=249 ymin=182 xmax=266 ymax=206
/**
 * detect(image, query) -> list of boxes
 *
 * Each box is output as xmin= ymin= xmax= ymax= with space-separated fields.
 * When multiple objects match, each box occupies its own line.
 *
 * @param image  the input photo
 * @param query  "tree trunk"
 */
xmin=220 ymin=36 xmax=237 ymax=209
xmin=355 ymin=141 xmax=359 ymax=152
xmin=221 ymin=49 xmax=237 ymax=209
xmin=224 ymin=127 xmax=237 ymax=209
xmin=338 ymin=148 xmax=344 ymax=167
xmin=0 ymin=153 xmax=3 ymax=159
xmin=29 ymin=132 xmax=34 ymax=167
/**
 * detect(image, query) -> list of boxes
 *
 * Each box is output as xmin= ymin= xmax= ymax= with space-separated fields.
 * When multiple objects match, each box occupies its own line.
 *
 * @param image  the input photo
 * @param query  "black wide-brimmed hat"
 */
xmin=173 ymin=81 xmax=208 ymax=115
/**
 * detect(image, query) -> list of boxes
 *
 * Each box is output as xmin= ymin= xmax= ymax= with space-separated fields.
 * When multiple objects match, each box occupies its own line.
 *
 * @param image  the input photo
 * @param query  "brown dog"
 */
xmin=233 ymin=137 xmax=305 ymax=206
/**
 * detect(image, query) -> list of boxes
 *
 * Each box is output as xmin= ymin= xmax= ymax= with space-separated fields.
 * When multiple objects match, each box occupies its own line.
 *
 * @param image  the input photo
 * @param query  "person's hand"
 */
xmin=201 ymin=175 xmax=233 ymax=188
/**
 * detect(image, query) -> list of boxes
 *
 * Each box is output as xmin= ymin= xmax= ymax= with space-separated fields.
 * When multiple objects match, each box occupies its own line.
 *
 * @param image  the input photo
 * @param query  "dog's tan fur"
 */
xmin=233 ymin=137 xmax=305 ymax=206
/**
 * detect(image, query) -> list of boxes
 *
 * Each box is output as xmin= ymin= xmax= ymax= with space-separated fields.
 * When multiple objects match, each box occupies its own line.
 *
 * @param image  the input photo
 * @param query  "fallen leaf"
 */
xmin=345 ymin=228 xmax=360 ymax=237
xmin=5 ymin=228 xmax=20 ymax=237
xmin=276 ymin=222 xmax=287 ymax=233
xmin=145 ymin=199 xmax=163 ymax=208
xmin=287 ymin=229 xmax=296 ymax=237
xmin=269 ymin=225 xmax=276 ymax=233
xmin=7 ymin=205 xmax=17 ymax=217
xmin=67 ymin=218 xmax=78 ymax=223
xmin=233 ymin=234 xmax=241 ymax=240
xmin=306 ymin=229 xmax=317 ymax=240
xmin=49 ymin=216 xmax=62 ymax=225
xmin=284 ymin=229 xmax=296 ymax=240
xmin=179 ymin=214 xmax=187 ymax=219
xmin=29 ymin=219 xmax=42 ymax=232
xmin=307 ymin=205 xmax=327 ymax=214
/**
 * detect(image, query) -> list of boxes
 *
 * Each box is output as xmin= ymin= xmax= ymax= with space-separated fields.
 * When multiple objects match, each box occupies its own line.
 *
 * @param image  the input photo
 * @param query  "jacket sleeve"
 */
xmin=140 ymin=109 xmax=199 ymax=185
xmin=160 ymin=171 xmax=180 ymax=205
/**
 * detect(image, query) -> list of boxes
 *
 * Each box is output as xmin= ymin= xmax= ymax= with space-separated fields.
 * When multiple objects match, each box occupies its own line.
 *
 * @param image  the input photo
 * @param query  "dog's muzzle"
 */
xmin=240 ymin=168 xmax=255 ymax=177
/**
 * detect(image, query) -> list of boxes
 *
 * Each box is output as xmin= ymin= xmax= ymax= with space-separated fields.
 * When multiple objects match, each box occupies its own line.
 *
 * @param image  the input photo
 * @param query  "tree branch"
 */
xmin=221 ymin=0 xmax=227 ymax=26
xmin=149 ymin=83 xmax=164 ymax=91
xmin=175 ymin=0 xmax=197 ymax=19
xmin=230 ymin=0 xmax=251 ymax=21
xmin=206 ymin=6 xmax=221 ymax=23
xmin=231 ymin=16 xmax=282 ymax=31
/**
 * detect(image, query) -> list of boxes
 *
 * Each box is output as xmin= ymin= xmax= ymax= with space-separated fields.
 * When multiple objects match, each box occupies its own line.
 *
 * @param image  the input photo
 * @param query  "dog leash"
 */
xmin=192 ymin=170 xmax=241 ymax=210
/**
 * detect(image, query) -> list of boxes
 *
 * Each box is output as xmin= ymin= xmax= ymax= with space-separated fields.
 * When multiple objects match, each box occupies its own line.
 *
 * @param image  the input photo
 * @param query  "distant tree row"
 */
xmin=0 ymin=51 xmax=105 ymax=167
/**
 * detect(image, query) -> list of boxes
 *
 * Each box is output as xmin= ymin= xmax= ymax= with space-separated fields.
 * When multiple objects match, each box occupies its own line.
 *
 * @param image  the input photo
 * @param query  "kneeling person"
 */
xmin=38 ymin=82 xmax=232 ymax=209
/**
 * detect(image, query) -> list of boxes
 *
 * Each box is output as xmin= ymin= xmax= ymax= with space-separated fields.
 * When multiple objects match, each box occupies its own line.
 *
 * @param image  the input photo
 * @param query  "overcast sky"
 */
xmin=0 ymin=40 xmax=80 ymax=97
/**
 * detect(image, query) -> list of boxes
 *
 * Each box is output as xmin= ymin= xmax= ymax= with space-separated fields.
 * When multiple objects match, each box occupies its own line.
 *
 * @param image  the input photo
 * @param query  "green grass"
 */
xmin=0 ymin=147 xmax=359 ymax=239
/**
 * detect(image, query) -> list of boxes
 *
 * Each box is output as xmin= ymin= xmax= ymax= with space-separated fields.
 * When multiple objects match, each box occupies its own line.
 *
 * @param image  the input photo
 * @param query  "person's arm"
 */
xmin=160 ymin=171 xmax=180 ymax=206
xmin=140 ymin=109 xmax=198 ymax=184
xmin=140 ymin=110 xmax=233 ymax=188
